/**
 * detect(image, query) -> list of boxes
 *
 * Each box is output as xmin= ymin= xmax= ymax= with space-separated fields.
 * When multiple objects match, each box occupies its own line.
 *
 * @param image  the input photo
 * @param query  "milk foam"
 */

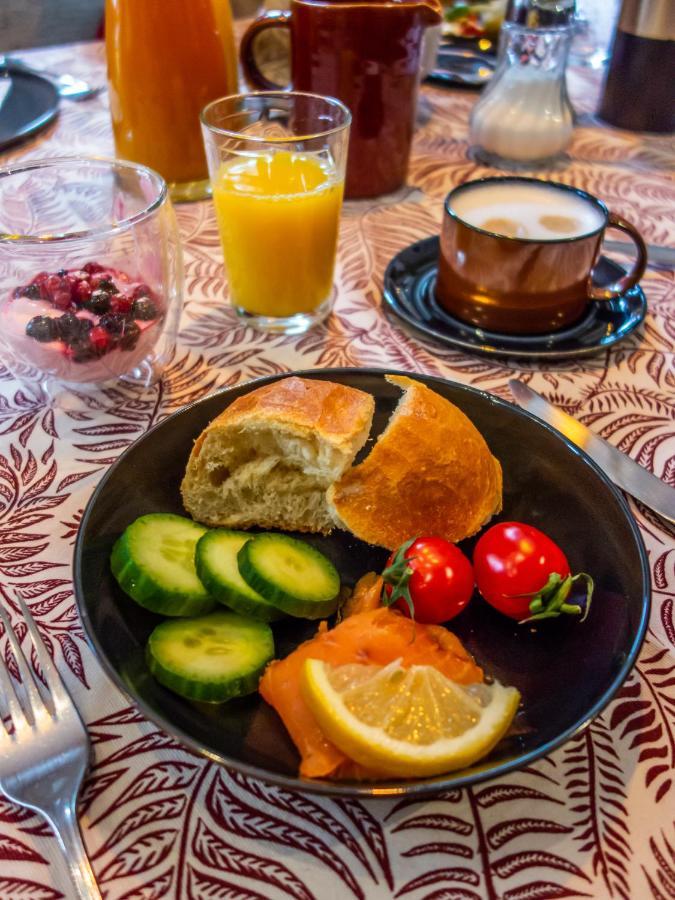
xmin=450 ymin=182 xmax=605 ymax=241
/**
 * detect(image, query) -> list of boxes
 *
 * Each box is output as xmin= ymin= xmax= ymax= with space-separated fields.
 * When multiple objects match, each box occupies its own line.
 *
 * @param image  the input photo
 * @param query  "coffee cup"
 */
xmin=240 ymin=0 xmax=442 ymax=200
xmin=435 ymin=177 xmax=647 ymax=335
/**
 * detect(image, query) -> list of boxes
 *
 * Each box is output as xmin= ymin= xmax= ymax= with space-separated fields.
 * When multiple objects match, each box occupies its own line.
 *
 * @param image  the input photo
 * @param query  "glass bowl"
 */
xmin=0 ymin=157 xmax=183 ymax=396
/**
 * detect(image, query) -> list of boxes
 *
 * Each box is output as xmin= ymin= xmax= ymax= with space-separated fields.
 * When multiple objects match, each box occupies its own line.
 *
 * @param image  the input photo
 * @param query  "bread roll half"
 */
xmin=181 ymin=376 xmax=375 ymax=534
xmin=327 ymin=374 xmax=502 ymax=550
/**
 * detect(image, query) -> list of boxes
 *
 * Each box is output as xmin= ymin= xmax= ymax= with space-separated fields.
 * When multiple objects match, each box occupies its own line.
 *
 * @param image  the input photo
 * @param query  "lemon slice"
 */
xmin=302 ymin=659 xmax=520 ymax=777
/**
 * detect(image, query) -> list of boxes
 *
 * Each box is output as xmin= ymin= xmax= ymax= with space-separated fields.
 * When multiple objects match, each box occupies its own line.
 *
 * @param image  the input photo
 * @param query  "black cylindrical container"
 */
xmin=598 ymin=0 xmax=675 ymax=133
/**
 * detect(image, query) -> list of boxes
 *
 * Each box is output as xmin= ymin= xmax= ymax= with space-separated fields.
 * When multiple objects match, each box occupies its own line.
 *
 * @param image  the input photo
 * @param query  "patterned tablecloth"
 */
xmin=1 ymin=40 xmax=674 ymax=900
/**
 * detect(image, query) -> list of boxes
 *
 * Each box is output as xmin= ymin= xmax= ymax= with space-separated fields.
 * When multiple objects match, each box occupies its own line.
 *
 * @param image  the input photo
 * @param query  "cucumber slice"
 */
xmin=238 ymin=533 xmax=340 ymax=619
xmin=195 ymin=530 xmax=284 ymax=623
xmin=146 ymin=610 xmax=274 ymax=702
xmin=111 ymin=513 xmax=215 ymax=617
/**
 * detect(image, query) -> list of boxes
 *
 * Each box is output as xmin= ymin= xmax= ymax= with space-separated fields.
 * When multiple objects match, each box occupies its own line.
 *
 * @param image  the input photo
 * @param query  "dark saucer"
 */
xmin=383 ymin=236 xmax=647 ymax=361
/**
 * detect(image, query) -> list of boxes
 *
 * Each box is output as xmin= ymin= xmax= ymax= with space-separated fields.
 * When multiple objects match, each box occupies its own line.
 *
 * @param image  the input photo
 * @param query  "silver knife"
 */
xmin=603 ymin=239 xmax=675 ymax=270
xmin=509 ymin=380 xmax=675 ymax=525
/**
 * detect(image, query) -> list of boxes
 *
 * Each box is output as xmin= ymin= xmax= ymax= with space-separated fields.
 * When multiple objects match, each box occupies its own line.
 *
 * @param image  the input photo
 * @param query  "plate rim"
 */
xmin=74 ymin=367 xmax=651 ymax=797
xmin=382 ymin=236 xmax=647 ymax=361
xmin=0 ymin=66 xmax=59 ymax=151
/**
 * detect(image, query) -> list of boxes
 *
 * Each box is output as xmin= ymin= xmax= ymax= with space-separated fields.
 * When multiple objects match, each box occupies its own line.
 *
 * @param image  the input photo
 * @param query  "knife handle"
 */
xmin=589 ymin=214 xmax=648 ymax=300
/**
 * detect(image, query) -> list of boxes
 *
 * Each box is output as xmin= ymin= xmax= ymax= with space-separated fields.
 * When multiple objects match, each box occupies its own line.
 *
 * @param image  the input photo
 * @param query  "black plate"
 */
xmin=0 ymin=65 xmax=59 ymax=150
xmin=383 ymin=236 xmax=647 ymax=360
xmin=74 ymin=369 xmax=650 ymax=797
xmin=426 ymin=46 xmax=496 ymax=89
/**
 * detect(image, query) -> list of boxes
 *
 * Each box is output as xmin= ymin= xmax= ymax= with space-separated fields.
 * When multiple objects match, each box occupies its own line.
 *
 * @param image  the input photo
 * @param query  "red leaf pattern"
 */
xmin=0 ymin=833 xmax=47 ymax=864
xmin=191 ymin=820 xmax=315 ymax=900
xmin=0 ymin=34 xmax=673 ymax=900
xmin=98 ymin=830 xmax=179 ymax=883
xmin=117 ymin=869 xmax=174 ymax=900
xmin=0 ymin=878 xmax=63 ymax=899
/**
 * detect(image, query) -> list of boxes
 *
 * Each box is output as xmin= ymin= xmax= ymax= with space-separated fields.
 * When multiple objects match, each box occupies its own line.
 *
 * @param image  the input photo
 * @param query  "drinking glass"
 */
xmin=569 ymin=0 xmax=620 ymax=69
xmin=201 ymin=91 xmax=351 ymax=334
xmin=0 ymin=157 xmax=183 ymax=399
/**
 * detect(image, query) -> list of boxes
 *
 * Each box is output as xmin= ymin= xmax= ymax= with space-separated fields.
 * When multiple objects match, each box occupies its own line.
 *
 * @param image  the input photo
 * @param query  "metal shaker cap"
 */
xmin=505 ymin=0 xmax=576 ymax=27
xmin=619 ymin=0 xmax=675 ymax=41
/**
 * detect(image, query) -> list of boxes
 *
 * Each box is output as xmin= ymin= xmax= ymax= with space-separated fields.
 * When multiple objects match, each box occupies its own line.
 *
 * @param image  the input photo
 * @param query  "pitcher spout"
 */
xmin=406 ymin=0 xmax=443 ymax=26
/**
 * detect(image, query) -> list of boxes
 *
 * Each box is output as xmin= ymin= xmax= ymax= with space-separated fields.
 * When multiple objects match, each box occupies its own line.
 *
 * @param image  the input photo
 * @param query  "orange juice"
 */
xmin=106 ymin=0 xmax=237 ymax=194
xmin=213 ymin=151 xmax=343 ymax=317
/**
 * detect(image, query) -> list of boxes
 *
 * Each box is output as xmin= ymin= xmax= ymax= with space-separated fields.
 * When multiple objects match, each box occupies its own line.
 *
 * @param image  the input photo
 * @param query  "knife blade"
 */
xmin=602 ymin=239 xmax=675 ymax=270
xmin=508 ymin=380 xmax=675 ymax=525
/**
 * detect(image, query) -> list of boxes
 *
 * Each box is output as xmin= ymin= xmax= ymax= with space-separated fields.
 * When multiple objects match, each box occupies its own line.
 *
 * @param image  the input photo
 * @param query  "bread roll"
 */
xmin=327 ymin=374 xmax=502 ymax=549
xmin=181 ymin=376 xmax=375 ymax=533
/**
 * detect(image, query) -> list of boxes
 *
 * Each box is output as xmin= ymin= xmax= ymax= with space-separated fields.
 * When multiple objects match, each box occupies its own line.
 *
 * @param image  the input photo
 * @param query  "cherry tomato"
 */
xmin=382 ymin=536 xmax=474 ymax=624
xmin=473 ymin=522 xmax=572 ymax=620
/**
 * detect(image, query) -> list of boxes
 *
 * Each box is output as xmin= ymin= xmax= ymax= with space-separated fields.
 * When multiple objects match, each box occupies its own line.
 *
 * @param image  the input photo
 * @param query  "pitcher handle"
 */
xmin=588 ymin=213 xmax=647 ymax=301
xmin=240 ymin=11 xmax=293 ymax=91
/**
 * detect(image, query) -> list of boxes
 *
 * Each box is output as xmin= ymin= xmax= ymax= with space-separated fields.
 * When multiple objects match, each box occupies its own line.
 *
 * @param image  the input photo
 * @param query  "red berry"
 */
xmin=83 ymin=262 xmax=104 ymax=274
xmin=75 ymin=281 xmax=92 ymax=304
xmin=90 ymin=271 xmax=115 ymax=289
xmin=31 ymin=272 xmax=50 ymax=295
xmin=113 ymin=294 xmax=133 ymax=315
xmin=52 ymin=289 xmax=73 ymax=310
xmin=89 ymin=325 xmax=111 ymax=354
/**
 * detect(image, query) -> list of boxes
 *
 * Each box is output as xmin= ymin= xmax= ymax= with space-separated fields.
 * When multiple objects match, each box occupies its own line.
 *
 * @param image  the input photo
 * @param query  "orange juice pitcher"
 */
xmin=106 ymin=0 xmax=238 ymax=201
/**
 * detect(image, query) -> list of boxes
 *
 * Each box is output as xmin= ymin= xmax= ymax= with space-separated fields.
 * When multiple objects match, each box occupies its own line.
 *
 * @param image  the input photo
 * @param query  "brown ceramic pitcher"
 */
xmin=240 ymin=0 xmax=442 ymax=199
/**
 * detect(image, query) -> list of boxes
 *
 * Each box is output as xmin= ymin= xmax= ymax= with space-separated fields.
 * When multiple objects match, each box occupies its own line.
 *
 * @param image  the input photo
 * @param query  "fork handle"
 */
xmin=46 ymin=799 xmax=102 ymax=899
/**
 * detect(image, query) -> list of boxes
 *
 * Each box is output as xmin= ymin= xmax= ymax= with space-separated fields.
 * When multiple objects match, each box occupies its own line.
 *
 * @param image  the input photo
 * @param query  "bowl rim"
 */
xmin=0 ymin=155 xmax=168 ymax=244
xmin=73 ymin=367 xmax=652 ymax=797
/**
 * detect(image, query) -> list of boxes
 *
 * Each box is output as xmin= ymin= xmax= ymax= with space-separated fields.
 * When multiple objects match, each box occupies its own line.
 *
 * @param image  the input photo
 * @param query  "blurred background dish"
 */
xmin=0 ymin=61 xmax=58 ymax=150
xmin=441 ymin=0 xmax=506 ymax=49
xmin=426 ymin=44 xmax=496 ymax=87
xmin=424 ymin=0 xmax=503 ymax=87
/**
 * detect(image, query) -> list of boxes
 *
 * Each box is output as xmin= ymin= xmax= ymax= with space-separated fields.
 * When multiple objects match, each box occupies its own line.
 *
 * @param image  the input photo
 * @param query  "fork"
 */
xmin=0 ymin=596 xmax=101 ymax=899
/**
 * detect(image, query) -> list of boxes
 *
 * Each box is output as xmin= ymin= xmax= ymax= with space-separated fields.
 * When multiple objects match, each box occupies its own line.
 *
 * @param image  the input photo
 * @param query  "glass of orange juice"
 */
xmin=200 ymin=92 xmax=351 ymax=333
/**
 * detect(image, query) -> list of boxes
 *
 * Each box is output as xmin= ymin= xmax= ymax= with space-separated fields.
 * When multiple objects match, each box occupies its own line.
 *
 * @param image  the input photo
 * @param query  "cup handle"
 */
xmin=240 ymin=11 xmax=293 ymax=91
xmin=588 ymin=213 xmax=648 ymax=301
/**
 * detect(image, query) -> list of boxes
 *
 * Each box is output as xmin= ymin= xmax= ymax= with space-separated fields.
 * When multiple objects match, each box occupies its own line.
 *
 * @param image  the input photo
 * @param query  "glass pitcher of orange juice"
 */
xmin=106 ymin=0 xmax=238 ymax=201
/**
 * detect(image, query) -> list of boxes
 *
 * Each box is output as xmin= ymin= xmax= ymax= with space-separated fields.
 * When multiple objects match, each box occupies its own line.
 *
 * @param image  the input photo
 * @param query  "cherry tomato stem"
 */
xmin=473 ymin=523 xmax=593 ymax=623
xmin=382 ymin=536 xmax=474 ymax=625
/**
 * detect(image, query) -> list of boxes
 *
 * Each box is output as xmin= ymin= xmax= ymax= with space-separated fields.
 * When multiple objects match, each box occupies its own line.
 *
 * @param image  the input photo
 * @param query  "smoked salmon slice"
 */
xmin=259 ymin=600 xmax=483 ymax=779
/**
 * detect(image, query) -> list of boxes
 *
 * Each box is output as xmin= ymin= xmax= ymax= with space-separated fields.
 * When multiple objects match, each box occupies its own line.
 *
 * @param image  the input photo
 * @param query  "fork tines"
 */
xmin=0 ymin=593 xmax=70 ymax=736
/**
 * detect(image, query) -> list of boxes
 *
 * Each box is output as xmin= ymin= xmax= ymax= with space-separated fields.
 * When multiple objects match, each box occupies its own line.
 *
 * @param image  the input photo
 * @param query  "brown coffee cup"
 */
xmin=436 ymin=177 xmax=648 ymax=335
xmin=240 ymin=0 xmax=441 ymax=200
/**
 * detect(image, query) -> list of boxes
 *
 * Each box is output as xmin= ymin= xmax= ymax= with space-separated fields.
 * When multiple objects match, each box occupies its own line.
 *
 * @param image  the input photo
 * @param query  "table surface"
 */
xmin=1 ymin=40 xmax=674 ymax=900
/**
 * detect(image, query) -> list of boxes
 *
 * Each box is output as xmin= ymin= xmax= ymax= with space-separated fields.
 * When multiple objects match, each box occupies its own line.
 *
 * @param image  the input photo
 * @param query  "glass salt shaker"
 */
xmin=469 ymin=0 xmax=577 ymax=168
